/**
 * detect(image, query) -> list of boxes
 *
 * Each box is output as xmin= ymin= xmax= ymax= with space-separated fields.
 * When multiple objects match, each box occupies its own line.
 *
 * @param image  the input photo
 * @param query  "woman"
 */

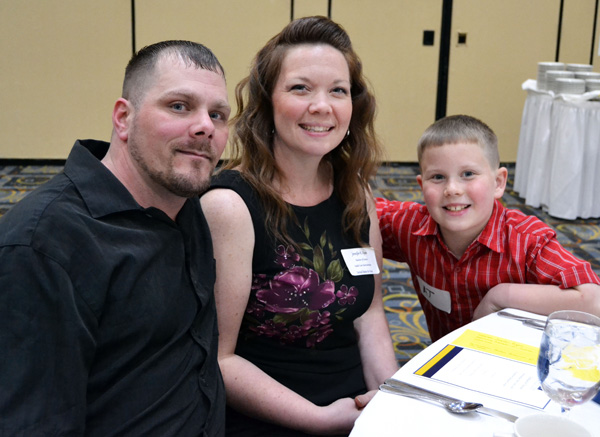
xmin=200 ymin=16 xmax=398 ymax=436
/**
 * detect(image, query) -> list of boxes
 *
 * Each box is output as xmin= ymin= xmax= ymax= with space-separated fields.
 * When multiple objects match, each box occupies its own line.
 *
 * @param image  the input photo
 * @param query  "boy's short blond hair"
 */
xmin=417 ymin=115 xmax=500 ymax=170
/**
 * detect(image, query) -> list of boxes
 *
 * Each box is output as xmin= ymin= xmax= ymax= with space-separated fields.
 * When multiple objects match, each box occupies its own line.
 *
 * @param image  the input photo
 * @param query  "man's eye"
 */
xmin=210 ymin=112 xmax=227 ymax=121
xmin=171 ymin=103 xmax=186 ymax=111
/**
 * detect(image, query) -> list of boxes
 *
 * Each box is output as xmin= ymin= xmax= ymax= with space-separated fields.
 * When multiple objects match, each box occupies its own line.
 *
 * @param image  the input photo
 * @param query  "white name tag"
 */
xmin=416 ymin=276 xmax=452 ymax=314
xmin=341 ymin=247 xmax=380 ymax=276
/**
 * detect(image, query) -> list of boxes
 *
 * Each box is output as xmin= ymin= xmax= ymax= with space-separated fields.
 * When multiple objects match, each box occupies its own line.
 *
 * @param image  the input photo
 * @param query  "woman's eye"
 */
xmin=332 ymin=87 xmax=349 ymax=95
xmin=290 ymin=84 xmax=307 ymax=92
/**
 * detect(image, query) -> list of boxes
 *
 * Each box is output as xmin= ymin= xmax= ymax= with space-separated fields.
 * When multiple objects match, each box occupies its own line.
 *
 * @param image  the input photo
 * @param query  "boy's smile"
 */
xmin=417 ymin=141 xmax=507 ymax=258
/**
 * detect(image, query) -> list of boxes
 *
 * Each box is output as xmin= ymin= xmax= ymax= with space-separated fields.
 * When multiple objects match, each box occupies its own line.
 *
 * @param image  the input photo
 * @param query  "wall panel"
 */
xmin=590 ymin=0 xmax=600 ymax=70
xmin=293 ymin=0 xmax=329 ymax=19
xmin=1 ymin=1 xmax=598 ymax=161
xmin=0 ymin=0 xmax=130 ymax=159
xmin=333 ymin=0 xmax=442 ymax=161
xmin=559 ymin=0 xmax=597 ymax=65
xmin=447 ymin=0 xmax=560 ymax=161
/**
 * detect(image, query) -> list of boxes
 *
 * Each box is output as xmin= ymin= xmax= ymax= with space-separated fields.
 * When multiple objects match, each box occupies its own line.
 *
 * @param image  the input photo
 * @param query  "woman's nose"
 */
xmin=308 ymin=92 xmax=332 ymax=114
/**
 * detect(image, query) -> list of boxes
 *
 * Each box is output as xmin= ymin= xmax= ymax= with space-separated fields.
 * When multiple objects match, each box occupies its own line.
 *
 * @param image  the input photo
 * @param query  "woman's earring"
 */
xmin=346 ymin=130 xmax=350 ymax=137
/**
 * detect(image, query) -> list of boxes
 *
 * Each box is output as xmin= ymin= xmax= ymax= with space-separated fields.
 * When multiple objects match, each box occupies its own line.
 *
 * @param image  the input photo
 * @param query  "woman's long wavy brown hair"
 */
xmin=223 ymin=16 xmax=383 ymax=247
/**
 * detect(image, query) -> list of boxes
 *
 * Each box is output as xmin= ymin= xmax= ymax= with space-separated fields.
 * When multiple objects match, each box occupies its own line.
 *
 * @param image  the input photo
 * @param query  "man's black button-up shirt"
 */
xmin=0 ymin=140 xmax=225 ymax=436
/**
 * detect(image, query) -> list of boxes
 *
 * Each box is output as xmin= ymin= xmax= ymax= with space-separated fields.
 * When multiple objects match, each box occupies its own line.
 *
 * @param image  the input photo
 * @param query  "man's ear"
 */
xmin=112 ymin=98 xmax=133 ymax=141
xmin=494 ymin=166 xmax=508 ymax=199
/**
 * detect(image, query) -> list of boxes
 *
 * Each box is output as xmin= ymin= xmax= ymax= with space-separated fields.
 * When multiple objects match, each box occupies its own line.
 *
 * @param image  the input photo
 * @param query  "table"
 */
xmin=513 ymin=80 xmax=600 ymax=220
xmin=350 ymin=309 xmax=600 ymax=437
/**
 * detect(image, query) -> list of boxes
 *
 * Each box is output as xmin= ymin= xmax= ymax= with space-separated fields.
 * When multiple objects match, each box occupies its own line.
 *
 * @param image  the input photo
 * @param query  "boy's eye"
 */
xmin=431 ymin=174 xmax=445 ymax=181
xmin=463 ymin=171 xmax=475 ymax=178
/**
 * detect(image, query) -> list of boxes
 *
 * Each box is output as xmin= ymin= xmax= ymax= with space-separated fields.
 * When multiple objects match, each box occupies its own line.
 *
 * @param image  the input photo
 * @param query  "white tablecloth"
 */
xmin=514 ymin=81 xmax=600 ymax=219
xmin=350 ymin=309 xmax=600 ymax=437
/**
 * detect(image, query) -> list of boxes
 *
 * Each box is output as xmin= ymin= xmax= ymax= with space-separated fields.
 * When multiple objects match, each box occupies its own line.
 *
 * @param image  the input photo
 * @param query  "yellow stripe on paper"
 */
xmin=415 ymin=345 xmax=456 ymax=376
xmin=452 ymin=329 xmax=539 ymax=365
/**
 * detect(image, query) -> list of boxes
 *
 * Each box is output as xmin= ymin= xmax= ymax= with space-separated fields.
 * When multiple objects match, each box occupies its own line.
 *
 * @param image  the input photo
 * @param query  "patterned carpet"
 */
xmin=1 ymin=162 xmax=599 ymax=366
xmin=0 ymin=164 xmax=64 ymax=216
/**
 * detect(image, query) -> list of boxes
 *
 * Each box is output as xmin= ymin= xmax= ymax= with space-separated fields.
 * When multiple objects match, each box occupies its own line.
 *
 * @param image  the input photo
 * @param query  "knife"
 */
xmin=497 ymin=311 xmax=547 ymax=330
xmin=476 ymin=405 xmax=520 ymax=423
xmin=383 ymin=379 xmax=519 ymax=422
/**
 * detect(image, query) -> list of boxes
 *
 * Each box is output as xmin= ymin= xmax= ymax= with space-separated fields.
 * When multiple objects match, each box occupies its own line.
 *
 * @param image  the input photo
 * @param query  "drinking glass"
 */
xmin=537 ymin=310 xmax=600 ymax=414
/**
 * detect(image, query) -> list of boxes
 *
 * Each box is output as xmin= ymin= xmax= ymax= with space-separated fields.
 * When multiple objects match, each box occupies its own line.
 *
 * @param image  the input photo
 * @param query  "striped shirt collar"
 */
xmin=413 ymin=199 xmax=506 ymax=254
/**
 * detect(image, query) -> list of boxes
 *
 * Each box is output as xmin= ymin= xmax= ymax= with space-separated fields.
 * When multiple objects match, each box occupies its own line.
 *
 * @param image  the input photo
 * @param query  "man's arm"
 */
xmin=0 ymin=245 xmax=94 ymax=434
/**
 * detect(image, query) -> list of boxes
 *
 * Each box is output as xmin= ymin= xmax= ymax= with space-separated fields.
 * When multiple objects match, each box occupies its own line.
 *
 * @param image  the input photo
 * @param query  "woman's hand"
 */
xmin=354 ymin=389 xmax=377 ymax=409
xmin=309 ymin=397 xmax=366 ymax=435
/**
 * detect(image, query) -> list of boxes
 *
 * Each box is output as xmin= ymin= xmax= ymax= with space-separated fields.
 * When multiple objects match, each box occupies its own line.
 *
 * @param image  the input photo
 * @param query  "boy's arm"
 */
xmin=474 ymin=223 xmax=600 ymax=320
xmin=472 ymin=282 xmax=600 ymax=320
xmin=375 ymin=197 xmax=411 ymax=262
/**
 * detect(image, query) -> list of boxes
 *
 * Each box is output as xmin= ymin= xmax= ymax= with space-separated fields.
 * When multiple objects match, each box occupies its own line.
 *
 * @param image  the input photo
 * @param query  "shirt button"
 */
xmin=455 ymin=266 xmax=461 ymax=273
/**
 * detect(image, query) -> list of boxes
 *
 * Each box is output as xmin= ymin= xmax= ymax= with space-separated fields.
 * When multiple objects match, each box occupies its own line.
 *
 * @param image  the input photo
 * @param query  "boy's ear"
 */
xmin=416 ymin=174 xmax=423 ymax=189
xmin=494 ymin=167 xmax=508 ymax=199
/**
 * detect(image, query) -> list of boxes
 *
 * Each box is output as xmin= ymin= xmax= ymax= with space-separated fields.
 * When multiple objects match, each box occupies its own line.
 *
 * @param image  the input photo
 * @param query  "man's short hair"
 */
xmin=122 ymin=40 xmax=225 ymax=107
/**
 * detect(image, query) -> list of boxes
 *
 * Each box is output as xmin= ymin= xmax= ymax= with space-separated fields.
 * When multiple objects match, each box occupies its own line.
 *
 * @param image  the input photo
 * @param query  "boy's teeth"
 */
xmin=446 ymin=205 xmax=467 ymax=211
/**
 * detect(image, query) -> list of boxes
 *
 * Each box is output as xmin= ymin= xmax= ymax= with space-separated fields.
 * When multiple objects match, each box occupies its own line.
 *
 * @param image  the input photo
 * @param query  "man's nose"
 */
xmin=191 ymin=112 xmax=214 ymax=138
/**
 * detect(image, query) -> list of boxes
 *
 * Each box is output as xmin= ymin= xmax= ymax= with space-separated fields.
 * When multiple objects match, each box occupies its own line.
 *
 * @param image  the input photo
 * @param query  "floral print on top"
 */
xmin=209 ymin=169 xmax=372 ymax=414
xmin=245 ymin=217 xmax=358 ymax=348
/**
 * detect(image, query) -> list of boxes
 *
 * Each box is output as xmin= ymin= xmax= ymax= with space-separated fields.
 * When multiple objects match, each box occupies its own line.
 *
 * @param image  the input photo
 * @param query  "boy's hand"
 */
xmin=473 ymin=284 xmax=507 ymax=320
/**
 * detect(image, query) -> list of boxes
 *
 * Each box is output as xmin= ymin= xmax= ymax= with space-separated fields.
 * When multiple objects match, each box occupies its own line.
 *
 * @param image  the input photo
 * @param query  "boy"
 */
xmin=377 ymin=115 xmax=600 ymax=341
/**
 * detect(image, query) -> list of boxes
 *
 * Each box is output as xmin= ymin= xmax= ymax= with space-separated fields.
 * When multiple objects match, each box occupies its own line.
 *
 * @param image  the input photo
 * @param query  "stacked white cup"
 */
xmin=537 ymin=62 xmax=565 ymax=90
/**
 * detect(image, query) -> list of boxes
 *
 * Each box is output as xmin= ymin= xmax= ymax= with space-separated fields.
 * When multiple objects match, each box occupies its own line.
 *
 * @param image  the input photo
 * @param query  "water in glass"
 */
xmin=537 ymin=311 xmax=600 ymax=413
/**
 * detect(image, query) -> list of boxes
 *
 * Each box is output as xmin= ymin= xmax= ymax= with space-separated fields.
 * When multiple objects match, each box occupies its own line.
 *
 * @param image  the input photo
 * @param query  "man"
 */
xmin=0 ymin=41 xmax=230 ymax=436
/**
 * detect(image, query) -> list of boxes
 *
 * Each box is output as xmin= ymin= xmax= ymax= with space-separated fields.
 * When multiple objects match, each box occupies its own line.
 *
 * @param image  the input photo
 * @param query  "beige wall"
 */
xmin=595 ymin=2 xmax=600 ymax=68
xmin=560 ymin=0 xmax=598 ymax=65
xmin=1 ymin=0 xmax=598 ymax=160
xmin=446 ymin=0 xmax=561 ymax=162
xmin=334 ymin=0 xmax=442 ymax=162
xmin=0 ymin=0 xmax=130 ymax=159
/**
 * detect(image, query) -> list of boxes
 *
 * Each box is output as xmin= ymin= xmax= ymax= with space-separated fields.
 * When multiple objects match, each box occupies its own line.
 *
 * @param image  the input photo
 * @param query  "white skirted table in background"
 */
xmin=514 ymin=80 xmax=600 ymax=220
